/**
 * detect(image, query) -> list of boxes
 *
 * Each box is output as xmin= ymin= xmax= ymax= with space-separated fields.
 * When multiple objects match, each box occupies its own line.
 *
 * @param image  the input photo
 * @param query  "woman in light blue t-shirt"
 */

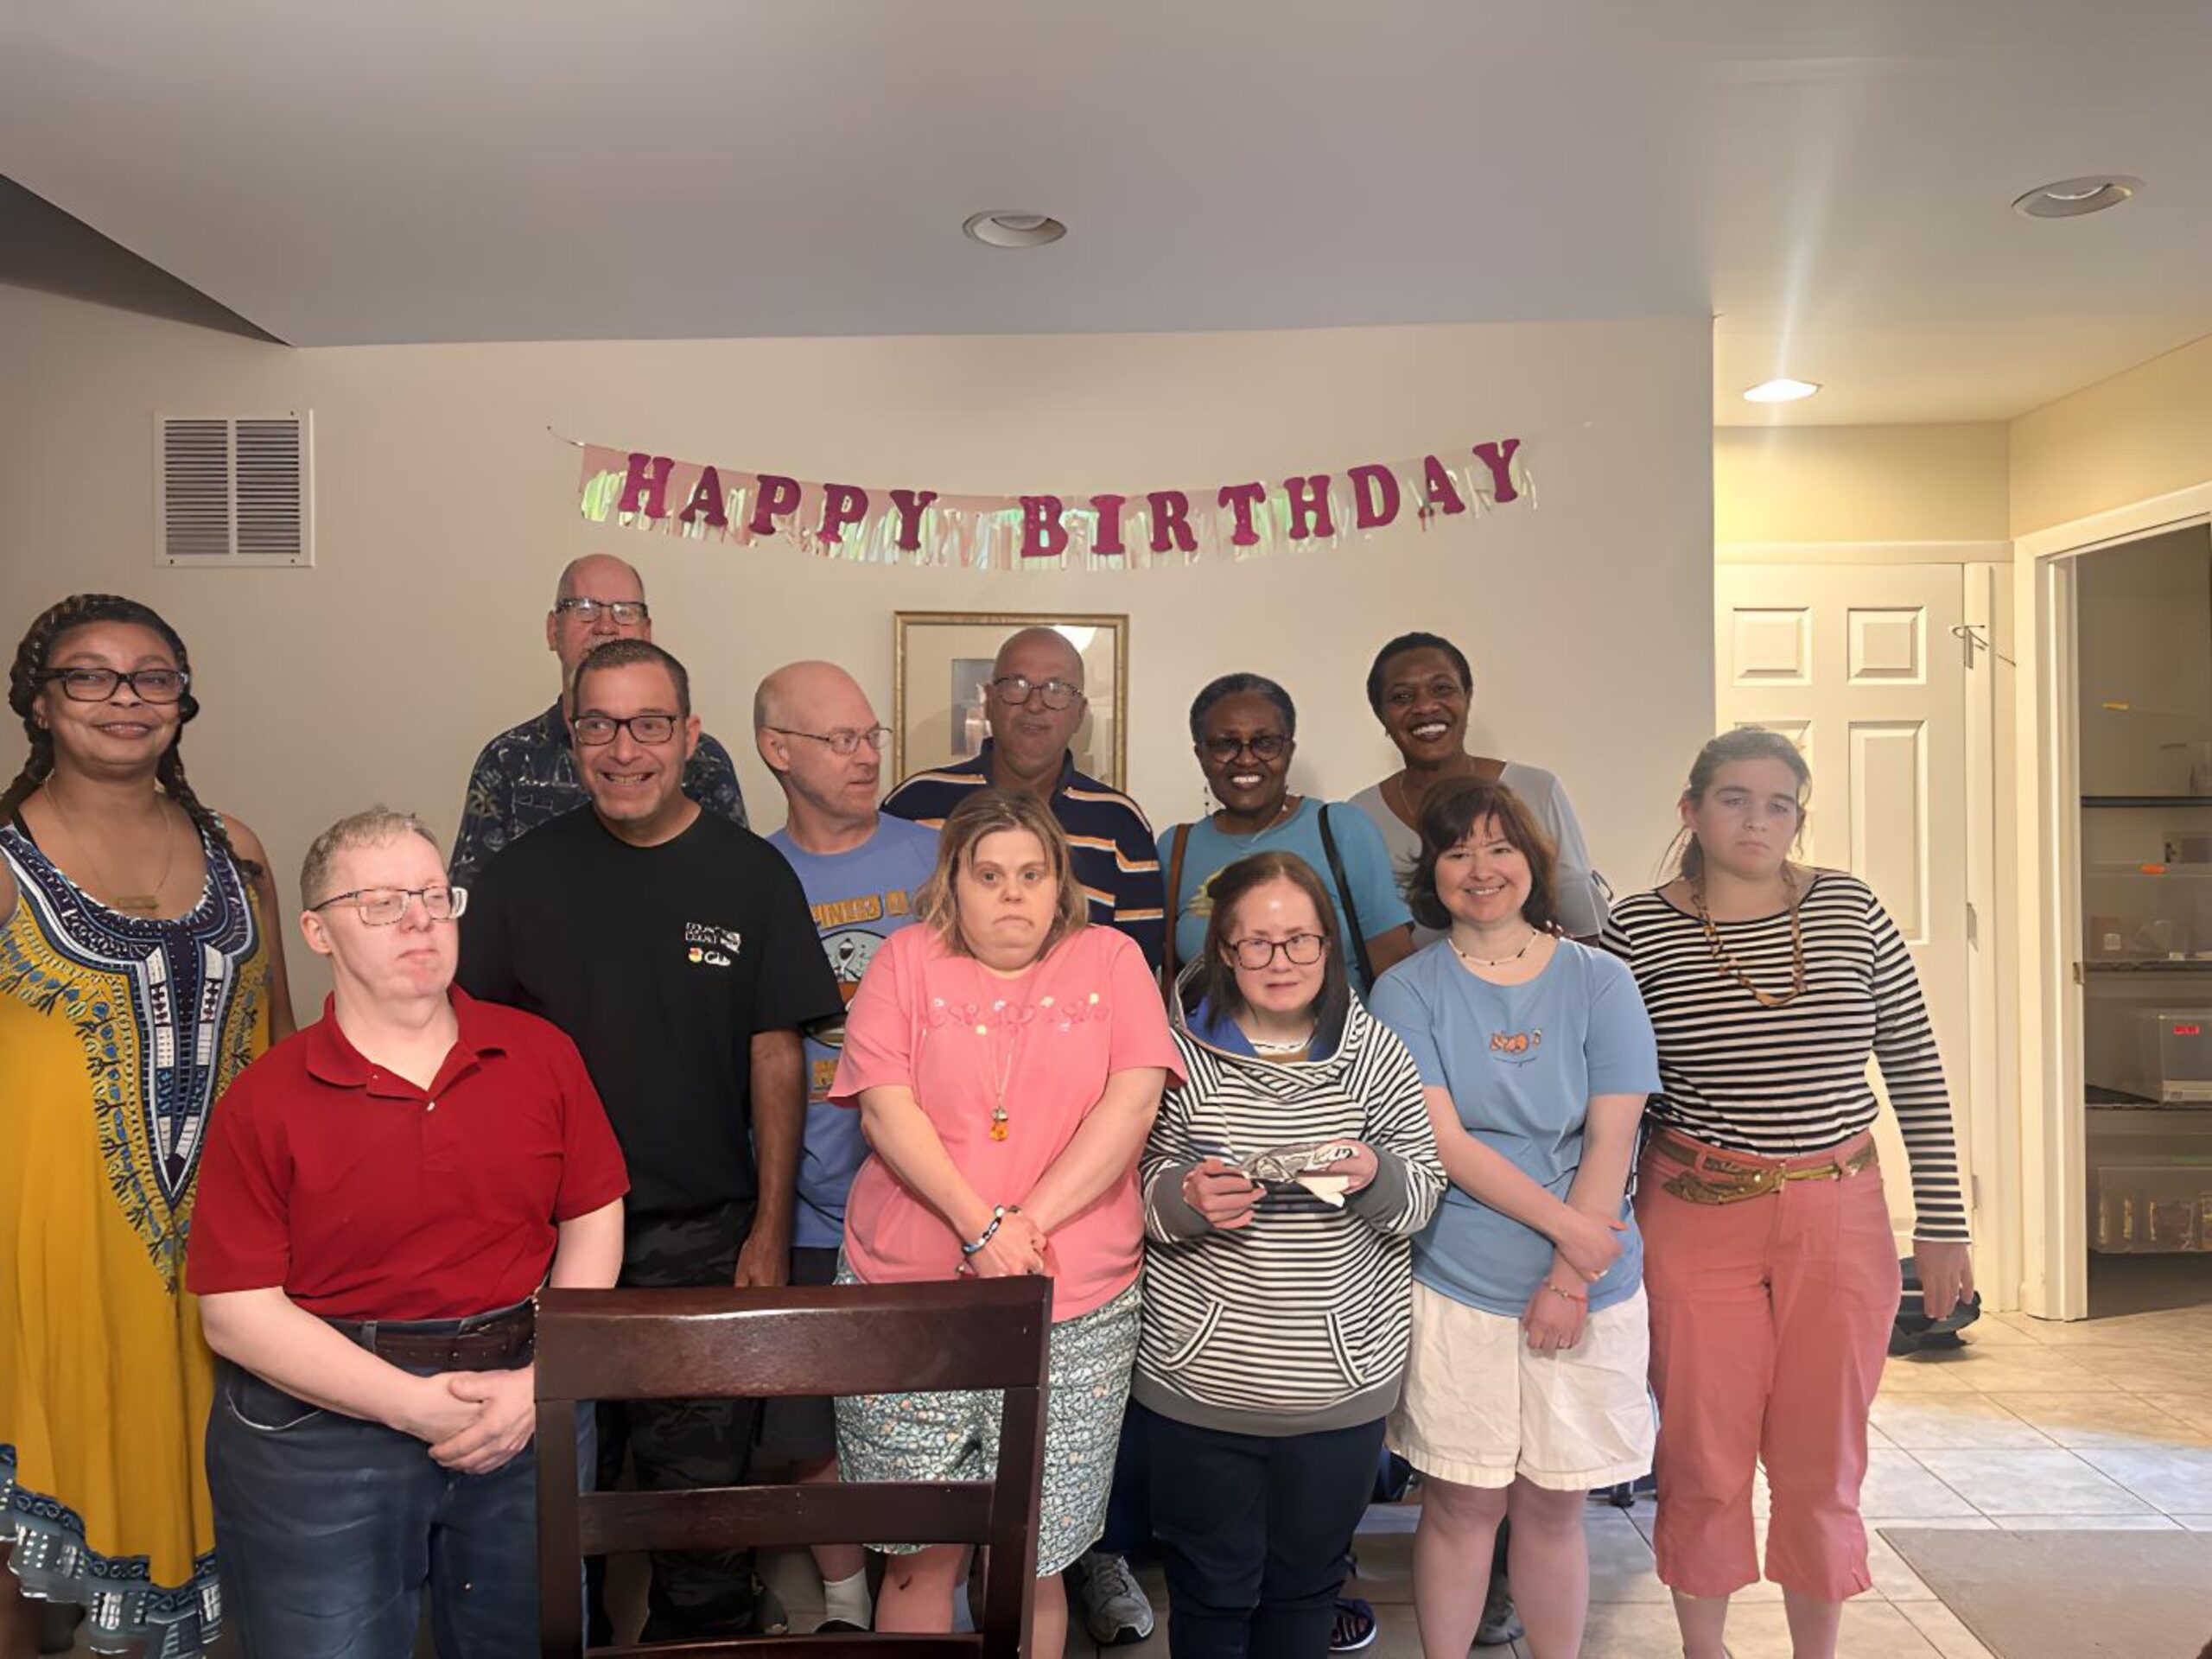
xmin=1368 ymin=774 xmax=1659 ymax=1659
xmin=1159 ymin=672 xmax=1414 ymax=995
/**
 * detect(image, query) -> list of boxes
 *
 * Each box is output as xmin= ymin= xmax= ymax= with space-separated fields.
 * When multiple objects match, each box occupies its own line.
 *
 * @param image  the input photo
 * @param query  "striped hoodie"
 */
xmin=1135 ymin=981 xmax=1446 ymax=1436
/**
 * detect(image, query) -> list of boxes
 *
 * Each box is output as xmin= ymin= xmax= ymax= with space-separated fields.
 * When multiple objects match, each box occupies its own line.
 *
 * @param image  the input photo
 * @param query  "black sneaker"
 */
xmin=1327 ymin=1596 xmax=1378 ymax=1652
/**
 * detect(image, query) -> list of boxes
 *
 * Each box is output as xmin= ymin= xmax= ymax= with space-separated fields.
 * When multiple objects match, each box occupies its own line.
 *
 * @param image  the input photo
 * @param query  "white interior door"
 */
xmin=1715 ymin=564 xmax=1974 ymax=1247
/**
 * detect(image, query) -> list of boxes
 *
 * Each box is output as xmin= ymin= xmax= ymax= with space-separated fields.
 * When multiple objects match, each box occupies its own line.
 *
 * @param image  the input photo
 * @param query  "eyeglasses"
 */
xmin=554 ymin=598 xmax=650 ymax=626
xmin=39 ymin=667 xmax=189 ymax=703
xmin=1227 ymin=933 xmax=1328 ymax=969
xmin=573 ymin=713 xmax=679 ymax=745
xmin=1202 ymin=734 xmax=1288 ymax=764
xmin=310 ymin=884 xmax=469 ymax=926
xmin=990 ymin=675 xmax=1082 ymax=711
xmin=769 ymin=725 xmax=890 ymax=756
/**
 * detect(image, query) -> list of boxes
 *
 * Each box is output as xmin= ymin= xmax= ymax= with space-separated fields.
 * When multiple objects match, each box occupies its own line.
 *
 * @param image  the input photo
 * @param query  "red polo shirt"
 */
xmin=188 ymin=987 xmax=628 ymax=1320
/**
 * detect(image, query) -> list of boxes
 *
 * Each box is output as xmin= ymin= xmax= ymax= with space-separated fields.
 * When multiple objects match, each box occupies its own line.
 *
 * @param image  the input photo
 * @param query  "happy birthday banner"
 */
xmin=575 ymin=436 xmax=1535 ymax=572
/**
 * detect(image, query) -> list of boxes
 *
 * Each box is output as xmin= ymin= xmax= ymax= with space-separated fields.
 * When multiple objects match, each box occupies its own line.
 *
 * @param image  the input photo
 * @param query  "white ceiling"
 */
xmin=4 ymin=2 xmax=2210 ymax=426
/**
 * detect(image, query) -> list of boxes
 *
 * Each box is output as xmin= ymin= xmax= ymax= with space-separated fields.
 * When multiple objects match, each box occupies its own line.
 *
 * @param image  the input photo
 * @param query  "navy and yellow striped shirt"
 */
xmin=881 ymin=740 xmax=1166 ymax=972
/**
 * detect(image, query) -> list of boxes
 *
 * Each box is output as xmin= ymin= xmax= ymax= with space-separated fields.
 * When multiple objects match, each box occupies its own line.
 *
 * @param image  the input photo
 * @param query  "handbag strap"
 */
xmin=1317 ymin=804 xmax=1376 ymax=995
xmin=1161 ymin=820 xmax=1192 ymax=988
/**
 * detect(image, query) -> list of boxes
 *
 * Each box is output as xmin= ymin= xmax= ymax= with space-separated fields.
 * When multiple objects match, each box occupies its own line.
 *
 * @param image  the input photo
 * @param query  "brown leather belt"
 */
xmin=1648 ymin=1128 xmax=1877 ymax=1205
xmin=323 ymin=1300 xmax=535 ymax=1371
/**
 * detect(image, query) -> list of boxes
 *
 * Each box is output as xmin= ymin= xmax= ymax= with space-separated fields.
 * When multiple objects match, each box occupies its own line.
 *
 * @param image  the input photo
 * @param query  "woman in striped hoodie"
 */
xmin=1136 ymin=849 xmax=1446 ymax=1659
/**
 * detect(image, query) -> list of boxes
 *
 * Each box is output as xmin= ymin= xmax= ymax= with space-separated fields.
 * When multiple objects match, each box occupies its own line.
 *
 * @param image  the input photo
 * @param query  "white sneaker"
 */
xmin=1074 ymin=1550 xmax=1154 ymax=1646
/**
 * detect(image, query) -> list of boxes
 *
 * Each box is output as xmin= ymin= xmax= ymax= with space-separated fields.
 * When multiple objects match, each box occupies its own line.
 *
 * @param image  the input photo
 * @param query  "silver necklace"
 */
xmin=1243 ymin=1022 xmax=1315 ymax=1055
xmin=1452 ymin=930 xmax=1537 ymax=968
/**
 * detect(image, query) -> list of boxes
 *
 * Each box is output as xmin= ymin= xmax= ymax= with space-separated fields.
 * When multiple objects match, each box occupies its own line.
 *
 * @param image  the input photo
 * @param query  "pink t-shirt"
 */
xmin=831 ymin=923 xmax=1183 ymax=1321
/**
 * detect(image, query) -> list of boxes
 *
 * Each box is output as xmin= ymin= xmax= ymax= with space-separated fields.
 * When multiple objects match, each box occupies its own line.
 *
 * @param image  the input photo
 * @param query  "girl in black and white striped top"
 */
xmin=1137 ymin=849 xmax=1444 ymax=1658
xmin=1605 ymin=728 xmax=1974 ymax=1659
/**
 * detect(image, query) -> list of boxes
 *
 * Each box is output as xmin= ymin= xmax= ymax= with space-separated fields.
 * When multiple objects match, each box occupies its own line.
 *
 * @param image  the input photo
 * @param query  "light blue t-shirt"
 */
xmin=1369 ymin=938 xmax=1659 ymax=1316
xmin=766 ymin=814 xmax=940 ymax=1249
xmin=1160 ymin=798 xmax=1411 ymax=982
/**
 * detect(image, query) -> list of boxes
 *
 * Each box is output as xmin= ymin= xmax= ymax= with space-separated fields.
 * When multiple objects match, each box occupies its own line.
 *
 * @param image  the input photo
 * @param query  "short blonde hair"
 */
xmin=300 ymin=808 xmax=441 ymax=906
xmin=912 ymin=789 xmax=1089 ymax=957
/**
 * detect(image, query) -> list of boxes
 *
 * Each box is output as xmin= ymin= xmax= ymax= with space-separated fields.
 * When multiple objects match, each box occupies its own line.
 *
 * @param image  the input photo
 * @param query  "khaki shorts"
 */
xmin=1389 ymin=1281 xmax=1655 ymax=1492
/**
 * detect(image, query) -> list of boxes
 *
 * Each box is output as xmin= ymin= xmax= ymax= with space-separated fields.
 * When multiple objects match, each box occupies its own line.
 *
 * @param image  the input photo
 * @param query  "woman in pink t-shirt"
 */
xmin=830 ymin=787 xmax=1181 ymax=1657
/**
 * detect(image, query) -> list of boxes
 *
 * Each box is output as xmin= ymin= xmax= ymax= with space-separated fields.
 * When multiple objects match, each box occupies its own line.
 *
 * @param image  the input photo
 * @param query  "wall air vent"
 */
xmin=155 ymin=411 xmax=314 ymax=567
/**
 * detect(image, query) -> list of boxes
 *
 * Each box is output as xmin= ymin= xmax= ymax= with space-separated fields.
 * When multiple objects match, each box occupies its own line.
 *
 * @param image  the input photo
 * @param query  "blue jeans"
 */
xmin=206 ymin=1359 xmax=539 ymax=1659
xmin=1142 ymin=1403 xmax=1387 ymax=1659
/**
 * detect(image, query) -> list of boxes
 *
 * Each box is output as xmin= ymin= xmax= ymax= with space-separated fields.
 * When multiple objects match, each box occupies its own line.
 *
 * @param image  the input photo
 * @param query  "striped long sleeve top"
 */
xmin=1603 ymin=871 xmax=1968 ymax=1243
xmin=1135 ymin=990 xmax=1446 ymax=1435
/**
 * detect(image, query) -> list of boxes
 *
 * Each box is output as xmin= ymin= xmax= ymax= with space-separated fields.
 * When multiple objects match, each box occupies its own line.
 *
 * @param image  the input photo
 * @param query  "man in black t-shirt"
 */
xmin=459 ymin=638 xmax=841 ymax=1644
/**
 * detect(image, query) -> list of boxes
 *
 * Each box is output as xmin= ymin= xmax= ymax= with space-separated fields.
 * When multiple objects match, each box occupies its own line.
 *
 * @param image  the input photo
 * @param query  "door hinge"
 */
xmin=2072 ymin=961 xmax=2084 ymax=986
xmin=1966 ymin=900 xmax=1979 ymax=947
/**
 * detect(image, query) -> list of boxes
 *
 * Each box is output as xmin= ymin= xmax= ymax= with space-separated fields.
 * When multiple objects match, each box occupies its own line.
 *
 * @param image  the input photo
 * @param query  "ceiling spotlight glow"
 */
xmin=963 ymin=211 xmax=1068 ymax=249
xmin=2013 ymin=176 xmax=2142 ymax=219
xmin=1743 ymin=378 xmax=1821 ymax=404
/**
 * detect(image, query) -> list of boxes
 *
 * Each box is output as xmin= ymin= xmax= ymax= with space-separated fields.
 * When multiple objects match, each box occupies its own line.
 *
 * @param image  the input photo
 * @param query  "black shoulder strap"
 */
xmin=1317 ymin=804 xmax=1376 ymax=995
xmin=1161 ymin=821 xmax=1192 ymax=988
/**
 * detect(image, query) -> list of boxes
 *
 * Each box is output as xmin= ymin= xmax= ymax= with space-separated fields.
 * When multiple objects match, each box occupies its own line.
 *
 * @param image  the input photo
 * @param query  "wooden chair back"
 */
xmin=534 ymin=1274 xmax=1052 ymax=1657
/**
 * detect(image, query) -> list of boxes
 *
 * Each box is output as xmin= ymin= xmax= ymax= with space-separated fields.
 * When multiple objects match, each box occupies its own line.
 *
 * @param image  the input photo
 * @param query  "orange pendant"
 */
xmin=989 ymin=1121 xmax=1009 ymax=1141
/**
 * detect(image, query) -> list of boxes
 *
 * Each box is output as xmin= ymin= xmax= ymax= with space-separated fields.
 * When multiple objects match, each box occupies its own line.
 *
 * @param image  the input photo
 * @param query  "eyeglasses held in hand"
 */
xmin=39 ymin=667 xmax=189 ymax=703
xmin=990 ymin=675 xmax=1082 ymax=711
xmin=1203 ymin=734 xmax=1288 ymax=763
xmin=768 ymin=725 xmax=890 ymax=756
xmin=573 ymin=713 xmax=678 ymax=745
xmin=1228 ymin=933 xmax=1328 ymax=969
xmin=310 ymin=885 xmax=469 ymax=926
xmin=554 ymin=598 xmax=650 ymax=626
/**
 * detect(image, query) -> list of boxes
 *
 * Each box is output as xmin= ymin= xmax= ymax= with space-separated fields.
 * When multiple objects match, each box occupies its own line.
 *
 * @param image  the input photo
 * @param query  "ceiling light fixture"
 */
xmin=1743 ymin=378 xmax=1821 ymax=404
xmin=2012 ymin=175 xmax=2142 ymax=219
xmin=963 ymin=211 xmax=1067 ymax=249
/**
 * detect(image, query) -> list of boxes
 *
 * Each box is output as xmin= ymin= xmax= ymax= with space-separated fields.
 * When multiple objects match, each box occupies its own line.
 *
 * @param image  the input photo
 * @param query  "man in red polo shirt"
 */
xmin=189 ymin=808 xmax=626 ymax=1658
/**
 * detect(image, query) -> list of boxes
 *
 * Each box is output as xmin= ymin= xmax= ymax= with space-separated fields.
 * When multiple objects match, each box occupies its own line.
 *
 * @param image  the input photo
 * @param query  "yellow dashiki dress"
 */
xmin=1 ymin=817 xmax=270 ymax=1659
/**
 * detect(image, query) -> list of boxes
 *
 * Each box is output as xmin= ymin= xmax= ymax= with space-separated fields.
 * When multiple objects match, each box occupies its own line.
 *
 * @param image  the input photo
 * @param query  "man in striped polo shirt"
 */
xmin=884 ymin=626 xmax=1165 ymax=975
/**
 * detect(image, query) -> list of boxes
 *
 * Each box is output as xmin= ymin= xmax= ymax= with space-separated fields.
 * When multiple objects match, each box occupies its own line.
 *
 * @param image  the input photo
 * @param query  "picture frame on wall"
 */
xmin=892 ymin=612 xmax=1128 ymax=791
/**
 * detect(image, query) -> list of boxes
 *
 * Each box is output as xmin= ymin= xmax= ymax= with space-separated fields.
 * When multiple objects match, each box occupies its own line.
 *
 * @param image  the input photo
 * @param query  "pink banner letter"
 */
xmin=888 ymin=489 xmax=938 ymax=552
xmin=1217 ymin=482 xmax=1267 ymax=547
xmin=1021 ymin=496 xmax=1071 ymax=560
xmin=1347 ymin=464 xmax=1401 ymax=531
xmin=677 ymin=466 xmax=728 ymax=530
xmin=1090 ymin=495 xmax=1128 ymax=557
xmin=619 ymin=453 xmax=676 ymax=520
xmin=748 ymin=474 xmax=804 ymax=536
xmin=1147 ymin=491 xmax=1198 ymax=556
xmin=1471 ymin=439 xmax=1522 ymax=504
xmin=817 ymin=483 xmax=870 ymax=545
xmin=1282 ymin=474 xmax=1335 ymax=541
xmin=1421 ymin=455 xmax=1466 ymax=517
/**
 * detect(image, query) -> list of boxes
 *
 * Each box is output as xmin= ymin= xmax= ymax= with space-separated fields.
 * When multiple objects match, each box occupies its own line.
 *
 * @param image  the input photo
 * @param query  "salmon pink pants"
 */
xmin=1635 ymin=1129 xmax=1902 ymax=1601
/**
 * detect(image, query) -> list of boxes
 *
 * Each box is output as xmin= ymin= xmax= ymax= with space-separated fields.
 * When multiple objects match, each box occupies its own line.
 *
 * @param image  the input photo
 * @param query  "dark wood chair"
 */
xmin=534 ymin=1274 xmax=1051 ymax=1659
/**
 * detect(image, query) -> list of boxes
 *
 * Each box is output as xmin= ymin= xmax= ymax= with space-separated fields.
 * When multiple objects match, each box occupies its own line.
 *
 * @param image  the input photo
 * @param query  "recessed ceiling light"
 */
xmin=2013 ymin=175 xmax=2142 ymax=219
xmin=963 ymin=211 xmax=1067 ymax=249
xmin=1743 ymin=378 xmax=1821 ymax=404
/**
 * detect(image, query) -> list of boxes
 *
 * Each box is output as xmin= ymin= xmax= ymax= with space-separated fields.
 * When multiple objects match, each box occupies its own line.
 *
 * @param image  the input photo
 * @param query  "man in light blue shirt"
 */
xmin=756 ymin=660 xmax=938 ymax=1636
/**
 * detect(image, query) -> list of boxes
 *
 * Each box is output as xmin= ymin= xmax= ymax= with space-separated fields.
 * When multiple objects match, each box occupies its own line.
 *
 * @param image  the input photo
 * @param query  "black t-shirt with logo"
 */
xmin=457 ymin=805 xmax=842 ymax=1216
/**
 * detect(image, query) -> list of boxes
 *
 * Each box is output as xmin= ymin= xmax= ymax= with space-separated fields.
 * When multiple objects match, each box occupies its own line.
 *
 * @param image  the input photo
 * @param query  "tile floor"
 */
xmin=1026 ymin=1299 xmax=2212 ymax=1658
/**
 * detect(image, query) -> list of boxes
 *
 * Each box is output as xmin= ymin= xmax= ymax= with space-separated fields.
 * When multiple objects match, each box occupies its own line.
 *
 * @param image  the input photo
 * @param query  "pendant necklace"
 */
xmin=974 ymin=963 xmax=1033 ymax=1141
xmin=1452 ymin=929 xmax=1538 ymax=969
xmin=46 ymin=785 xmax=177 ymax=914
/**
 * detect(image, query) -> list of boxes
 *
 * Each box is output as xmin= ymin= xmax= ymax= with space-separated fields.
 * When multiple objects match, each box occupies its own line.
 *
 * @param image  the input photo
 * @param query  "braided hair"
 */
xmin=2 ymin=594 xmax=262 ymax=880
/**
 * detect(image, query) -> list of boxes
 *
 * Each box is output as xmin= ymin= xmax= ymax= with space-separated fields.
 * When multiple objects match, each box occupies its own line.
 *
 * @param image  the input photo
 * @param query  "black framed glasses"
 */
xmin=573 ymin=713 xmax=679 ymax=746
xmin=1228 ymin=933 xmax=1328 ymax=969
xmin=554 ymin=597 xmax=650 ymax=626
xmin=309 ymin=884 xmax=468 ymax=926
xmin=769 ymin=725 xmax=890 ymax=756
xmin=39 ymin=667 xmax=189 ymax=703
xmin=1202 ymin=734 xmax=1289 ymax=764
xmin=990 ymin=674 xmax=1082 ymax=711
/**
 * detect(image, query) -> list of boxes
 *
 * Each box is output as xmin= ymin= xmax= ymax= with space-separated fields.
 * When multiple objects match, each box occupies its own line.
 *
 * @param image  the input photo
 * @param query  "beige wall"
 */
xmin=1714 ymin=423 xmax=2010 ymax=547
xmin=0 ymin=288 xmax=1714 ymax=1002
xmin=2012 ymin=333 xmax=2212 ymax=537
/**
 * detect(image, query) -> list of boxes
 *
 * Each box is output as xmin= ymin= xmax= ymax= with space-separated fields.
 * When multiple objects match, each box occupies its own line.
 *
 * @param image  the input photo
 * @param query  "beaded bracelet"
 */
xmin=961 ymin=1205 xmax=1021 ymax=1257
xmin=1541 ymin=1281 xmax=1589 ymax=1305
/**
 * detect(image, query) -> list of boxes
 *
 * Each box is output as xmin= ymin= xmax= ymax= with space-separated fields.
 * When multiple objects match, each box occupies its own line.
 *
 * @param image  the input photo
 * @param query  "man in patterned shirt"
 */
xmin=448 ymin=554 xmax=746 ymax=888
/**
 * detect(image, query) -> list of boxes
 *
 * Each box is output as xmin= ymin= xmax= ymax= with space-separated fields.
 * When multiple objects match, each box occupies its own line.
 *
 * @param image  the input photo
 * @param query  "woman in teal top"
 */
xmin=1368 ymin=774 xmax=1659 ymax=1659
xmin=1158 ymin=672 xmax=1414 ymax=994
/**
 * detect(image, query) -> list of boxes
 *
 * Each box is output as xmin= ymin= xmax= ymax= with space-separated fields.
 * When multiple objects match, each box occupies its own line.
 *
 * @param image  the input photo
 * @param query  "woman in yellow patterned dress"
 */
xmin=0 ymin=595 xmax=293 ymax=1658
